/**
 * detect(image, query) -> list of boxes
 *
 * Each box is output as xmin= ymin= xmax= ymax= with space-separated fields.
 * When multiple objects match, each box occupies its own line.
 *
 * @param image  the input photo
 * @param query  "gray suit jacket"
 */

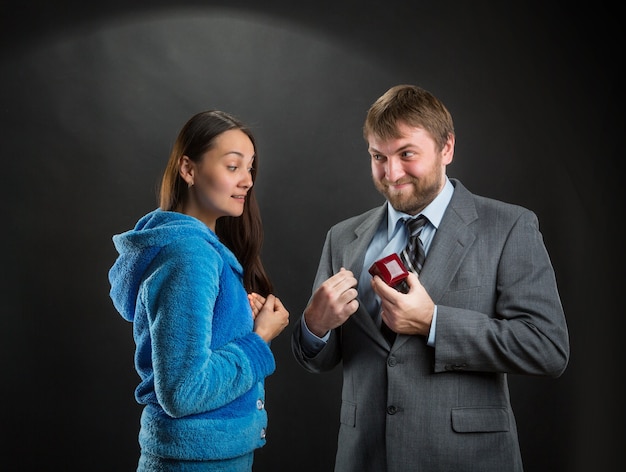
xmin=292 ymin=179 xmax=569 ymax=472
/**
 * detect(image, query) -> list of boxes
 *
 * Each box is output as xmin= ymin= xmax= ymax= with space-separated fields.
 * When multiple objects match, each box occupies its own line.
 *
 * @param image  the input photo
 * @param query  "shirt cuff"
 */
xmin=299 ymin=316 xmax=330 ymax=356
xmin=426 ymin=305 xmax=437 ymax=347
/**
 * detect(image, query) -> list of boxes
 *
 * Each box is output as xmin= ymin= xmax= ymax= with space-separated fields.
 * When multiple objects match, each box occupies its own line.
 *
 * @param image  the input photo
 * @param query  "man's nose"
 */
xmin=386 ymin=157 xmax=404 ymax=182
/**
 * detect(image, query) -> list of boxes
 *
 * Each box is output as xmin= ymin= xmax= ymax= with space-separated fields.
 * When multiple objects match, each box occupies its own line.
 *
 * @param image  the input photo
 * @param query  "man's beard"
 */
xmin=374 ymin=174 xmax=442 ymax=215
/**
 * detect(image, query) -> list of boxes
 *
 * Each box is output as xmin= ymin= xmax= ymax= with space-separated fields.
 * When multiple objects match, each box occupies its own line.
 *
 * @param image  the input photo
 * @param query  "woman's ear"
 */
xmin=179 ymin=155 xmax=195 ymax=188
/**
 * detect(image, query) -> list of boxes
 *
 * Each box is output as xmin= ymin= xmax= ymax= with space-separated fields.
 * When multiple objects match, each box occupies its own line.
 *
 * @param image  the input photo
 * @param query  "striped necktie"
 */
xmin=381 ymin=215 xmax=427 ymax=345
xmin=401 ymin=215 xmax=427 ymax=275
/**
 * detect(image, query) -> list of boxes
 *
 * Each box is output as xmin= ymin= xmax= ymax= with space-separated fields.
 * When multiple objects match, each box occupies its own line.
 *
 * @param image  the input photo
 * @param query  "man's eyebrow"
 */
xmin=395 ymin=144 xmax=416 ymax=153
xmin=368 ymin=143 xmax=415 ymax=154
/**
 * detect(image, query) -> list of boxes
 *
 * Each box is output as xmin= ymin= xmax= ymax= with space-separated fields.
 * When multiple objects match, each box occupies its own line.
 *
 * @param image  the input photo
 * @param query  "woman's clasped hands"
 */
xmin=248 ymin=293 xmax=289 ymax=343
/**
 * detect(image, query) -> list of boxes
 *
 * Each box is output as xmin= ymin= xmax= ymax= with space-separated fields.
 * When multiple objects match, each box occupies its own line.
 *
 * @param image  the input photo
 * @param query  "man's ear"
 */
xmin=179 ymin=155 xmax=195 ymax=187
xmin=442 ymin=133 xmax=455 ymax=165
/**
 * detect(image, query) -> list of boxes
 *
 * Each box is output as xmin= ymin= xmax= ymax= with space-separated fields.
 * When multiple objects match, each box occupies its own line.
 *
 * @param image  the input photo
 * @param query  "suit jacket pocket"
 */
xmin=451 ymin=407 xmax=510 ymax=433
xmin=339 ymin=400 xmax=357 ymax=427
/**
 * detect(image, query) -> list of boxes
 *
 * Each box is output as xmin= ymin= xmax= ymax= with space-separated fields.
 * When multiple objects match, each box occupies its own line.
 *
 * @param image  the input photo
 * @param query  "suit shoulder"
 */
xmin=471 ymin=192 xmax=535 ymax=221
xmin=329 ymin=206 xmax=382 ymax=232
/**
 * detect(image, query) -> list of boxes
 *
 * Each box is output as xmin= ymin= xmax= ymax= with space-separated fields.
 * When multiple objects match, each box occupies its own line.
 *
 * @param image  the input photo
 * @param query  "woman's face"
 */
xmin=181 ymin=128 xmax=255 ymax=230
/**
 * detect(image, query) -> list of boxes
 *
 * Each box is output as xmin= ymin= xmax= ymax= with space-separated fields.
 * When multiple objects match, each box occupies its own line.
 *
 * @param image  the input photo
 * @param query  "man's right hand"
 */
xmin=304 ymin=268 xmax=359 ymax=337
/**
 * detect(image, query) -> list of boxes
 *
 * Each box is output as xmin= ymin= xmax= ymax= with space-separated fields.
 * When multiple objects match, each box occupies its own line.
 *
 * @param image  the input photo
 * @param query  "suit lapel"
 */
xmin=422 ymin=180 xmax=478 ymax=300
xmin=342 ymin=205 xmax=387 ymax=280
xmin=394 ymin=179 xmax=478 ymax=350
xmin=342 ymin=205 xmax=389 ymax=346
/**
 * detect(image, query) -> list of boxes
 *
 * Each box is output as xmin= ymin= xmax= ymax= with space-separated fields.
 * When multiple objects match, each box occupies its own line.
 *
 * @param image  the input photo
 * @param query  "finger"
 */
xmin=346 ymin=297 xmax=360 ymax=314
xmin=371 ymin=275 xmax=392 ymax=296
xmin=251 ymin=292 xmax=267 ymax=304
xmin=273 ymin=296 xmax=285 ymax=310
xmin=404 ymin=272 xmax=420 ymax=291
xmin=339 ymin=287 xmax=359 ymax=306
xmin=334 ymin=268 xmax=355 ymax=284
xmin=259 ymin=294 xmax=276 ymax=312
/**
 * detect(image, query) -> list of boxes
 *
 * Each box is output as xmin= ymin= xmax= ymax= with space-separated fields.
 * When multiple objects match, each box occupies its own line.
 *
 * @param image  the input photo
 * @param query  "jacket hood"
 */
xmin=108 ymin=209 xmax=240 ymax=322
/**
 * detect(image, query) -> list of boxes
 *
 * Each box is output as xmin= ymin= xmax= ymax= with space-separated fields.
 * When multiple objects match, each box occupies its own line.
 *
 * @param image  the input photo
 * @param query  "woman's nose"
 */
xmin=241 ymin=173 xmax=253 ymax=189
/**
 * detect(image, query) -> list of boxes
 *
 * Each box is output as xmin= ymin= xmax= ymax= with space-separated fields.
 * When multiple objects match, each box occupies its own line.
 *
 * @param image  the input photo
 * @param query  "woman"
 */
xmin=108 ymin=110 xmax=289 ymax=471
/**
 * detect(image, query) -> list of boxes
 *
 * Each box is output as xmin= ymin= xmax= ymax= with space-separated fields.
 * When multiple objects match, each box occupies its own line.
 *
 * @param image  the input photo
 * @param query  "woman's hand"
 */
xmin=250 ymin=293 xmax=289 ymax=343
xmin=248 ymin=292 xmax=266 ymax=320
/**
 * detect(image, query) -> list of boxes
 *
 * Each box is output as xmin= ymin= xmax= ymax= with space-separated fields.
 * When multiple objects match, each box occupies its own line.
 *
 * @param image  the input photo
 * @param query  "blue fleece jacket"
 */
xmin=108 ymin=209 xmax=276 ymax=461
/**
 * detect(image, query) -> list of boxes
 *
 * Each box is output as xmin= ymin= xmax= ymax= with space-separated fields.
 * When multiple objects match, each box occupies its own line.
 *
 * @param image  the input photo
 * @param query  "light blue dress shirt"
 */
xmin=302 ymin=178 xmax=454 ymax=351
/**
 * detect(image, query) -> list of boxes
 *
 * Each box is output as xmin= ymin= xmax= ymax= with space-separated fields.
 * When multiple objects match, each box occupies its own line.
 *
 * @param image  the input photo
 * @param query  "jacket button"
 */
xmin=387 ymin=356 xmax=397 ymax=367
xmin=260 ymin=428 xmax=266 ymax=439
xmin=386 ymin=405 xmax=397 ymax=415
xmin=256 ymin=399 xmax=264 ymax=410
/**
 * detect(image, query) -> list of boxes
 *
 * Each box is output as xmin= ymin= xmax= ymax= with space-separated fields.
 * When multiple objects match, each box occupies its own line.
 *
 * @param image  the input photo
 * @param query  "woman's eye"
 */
xmin=227 ymin=166 xmax=237 ymax=171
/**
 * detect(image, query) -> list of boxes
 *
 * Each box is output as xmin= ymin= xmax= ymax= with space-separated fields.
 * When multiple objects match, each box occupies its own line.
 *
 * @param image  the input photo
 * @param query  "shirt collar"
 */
xmin=386 ymin=176 xmax=454 ymax=239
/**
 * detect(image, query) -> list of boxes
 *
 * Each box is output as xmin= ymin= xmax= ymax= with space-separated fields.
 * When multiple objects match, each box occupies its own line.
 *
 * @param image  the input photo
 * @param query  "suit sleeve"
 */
xmin=291 ymin=229 xmax=343 ymax=372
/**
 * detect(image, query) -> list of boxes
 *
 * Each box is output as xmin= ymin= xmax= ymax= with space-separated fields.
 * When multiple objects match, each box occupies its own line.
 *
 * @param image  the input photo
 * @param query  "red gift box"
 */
xmin=368 ymin=253 xmax=408 ymax=288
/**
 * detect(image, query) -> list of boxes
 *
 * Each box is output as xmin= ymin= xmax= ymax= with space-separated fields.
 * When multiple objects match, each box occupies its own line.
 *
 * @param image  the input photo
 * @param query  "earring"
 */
xmin=188 ymin=181 xmax=194 ymax=188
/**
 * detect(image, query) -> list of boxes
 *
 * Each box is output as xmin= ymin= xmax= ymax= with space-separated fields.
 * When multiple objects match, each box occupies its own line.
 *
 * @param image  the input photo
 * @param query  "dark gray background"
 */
xmin=1 ymin=1 xmax=621 ymax=470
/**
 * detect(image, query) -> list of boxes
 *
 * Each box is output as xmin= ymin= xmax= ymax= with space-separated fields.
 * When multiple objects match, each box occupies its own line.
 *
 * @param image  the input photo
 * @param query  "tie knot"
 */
xmin=405 ymin=215 xmax=426 ymax=237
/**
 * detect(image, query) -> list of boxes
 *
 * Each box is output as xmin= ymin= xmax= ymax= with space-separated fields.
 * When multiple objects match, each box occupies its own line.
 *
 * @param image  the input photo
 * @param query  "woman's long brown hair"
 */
xmin=159 ymin=110 xmax=273 ymax=296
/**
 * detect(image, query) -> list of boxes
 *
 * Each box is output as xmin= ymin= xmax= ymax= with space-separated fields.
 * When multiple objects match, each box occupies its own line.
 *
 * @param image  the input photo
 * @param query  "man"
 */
xmin=291 ymin=84 xmax=569 ymax=472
